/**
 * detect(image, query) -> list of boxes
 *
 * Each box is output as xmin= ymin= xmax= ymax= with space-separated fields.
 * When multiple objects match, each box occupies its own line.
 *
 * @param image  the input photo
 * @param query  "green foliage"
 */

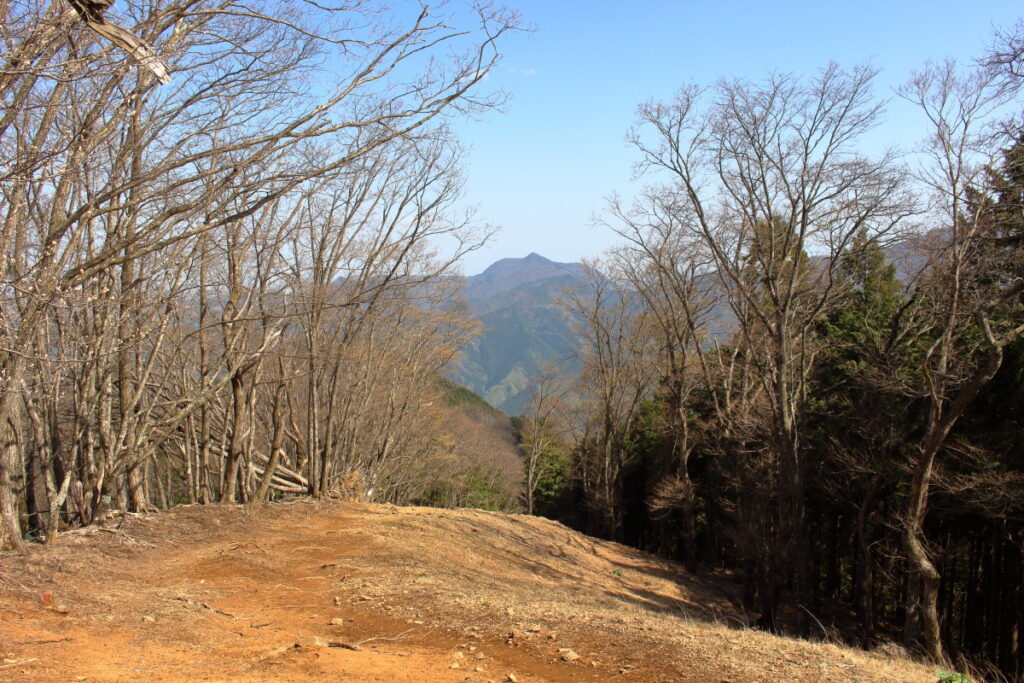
xmin=531 ymin=444 xmax=570 ymax=516
xmin=414 ymin=465 xmax=517 ymax=512
xmin=438 ymin=377 xmax=504 ymax=415
xmin=622 ymin=397 xmax=668 ymax=459
xmin=821 ymin=229 xmax=905 ymax=367
xmin=517 ymin=415 xmax=571 ymax=517
xmin=509 ymin=415 xmax=524 ymax=434
xmin=935 ymin=670 xmax=972 ymax=683
xmin=973 ymin=131 xmax=1024 ymax=282
xmin=964 ymin=337 xmax=1024 ymax=461
xmin=457 ymin=468 xmax=518 ymax=511
xmin=811 ymin=231 xmax=915 ymax=427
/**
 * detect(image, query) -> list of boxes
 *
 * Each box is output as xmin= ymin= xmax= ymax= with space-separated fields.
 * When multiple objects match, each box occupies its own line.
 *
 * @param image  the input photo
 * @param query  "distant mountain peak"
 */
xmin=480 ymin=252 xmax=552 ymax=274
xmin=476 ymin=253 xmax=579 ymax=280
xmin=450 ymin=252 xmax=589 ymax=415
xmin=466 ymin=254 xmax=586 ymax=307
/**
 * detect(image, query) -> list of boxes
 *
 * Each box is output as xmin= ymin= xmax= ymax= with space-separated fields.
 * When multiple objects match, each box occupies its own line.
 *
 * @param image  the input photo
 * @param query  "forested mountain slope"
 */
xmin=448 ymin=236 xmax=950 ymax=419
xmin=448 ymin=254 xmax=590 ymax=415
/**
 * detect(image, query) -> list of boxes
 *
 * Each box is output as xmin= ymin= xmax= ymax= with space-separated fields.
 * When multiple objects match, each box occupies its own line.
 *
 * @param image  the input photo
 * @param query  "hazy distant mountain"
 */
xmin=447 ymin=253 xmax=589 ymax=416
xmin=464 ymin=253 xmax=587 ymax=309
xmin=447 ymin=239 xmax=927 ymax=416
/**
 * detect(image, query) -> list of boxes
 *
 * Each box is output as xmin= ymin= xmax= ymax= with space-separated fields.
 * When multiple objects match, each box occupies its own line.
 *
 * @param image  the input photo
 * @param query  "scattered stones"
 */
xmin=559 ymin=648 xmax=581 ymax=662
xmin=142 ymin=615 xmax=155 ymax=623
xmin=505 ymin=674 xmax=518 ymax=683
xmin=328 ymin=617 xmax=345 ymax=626
xmin=449 ymin=662 xmax=460 ymax=670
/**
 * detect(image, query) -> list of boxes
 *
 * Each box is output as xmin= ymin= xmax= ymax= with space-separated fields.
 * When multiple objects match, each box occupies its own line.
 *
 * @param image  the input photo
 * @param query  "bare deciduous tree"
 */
xmin=896 ymin=58 xmax=1023 ymax=663
xmin=0 ymin=0 xmax=521 ymax=548
xmin=629 ymin=64 xmax=913 ymax=630
xmin=566 ymin=263 xmax=656 ymax=540
xmin=519 ymin=363 xmax=567 ymax=515
xmin=601 ymin=192 xmax=718 ymax=558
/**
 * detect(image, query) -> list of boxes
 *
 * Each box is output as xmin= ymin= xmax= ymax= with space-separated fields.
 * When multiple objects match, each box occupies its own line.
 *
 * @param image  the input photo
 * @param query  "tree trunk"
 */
xmin=0 ymin=422 xmax=24 ymax=551
xmin=44 ymin=469 xmax=72 ymax=545
xmin=221 ymin=372 xmax=246 ymax=503
xmin=903 ymin=445 xmax=944 ymax=663
xmin=855 ymin=473 xmax=882 ymax=645
xmin=253 ymin=384 xmax=287 ymax=504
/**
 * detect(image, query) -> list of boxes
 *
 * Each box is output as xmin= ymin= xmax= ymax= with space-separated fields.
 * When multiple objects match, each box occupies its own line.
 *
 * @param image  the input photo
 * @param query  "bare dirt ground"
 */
xmin=0 ymin=501 xmax=935 ymax=682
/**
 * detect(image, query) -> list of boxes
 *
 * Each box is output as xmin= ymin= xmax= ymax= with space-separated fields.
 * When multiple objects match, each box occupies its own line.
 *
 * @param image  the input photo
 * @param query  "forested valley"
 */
xmin=2 ymin=0 xmax=1024 ymax=680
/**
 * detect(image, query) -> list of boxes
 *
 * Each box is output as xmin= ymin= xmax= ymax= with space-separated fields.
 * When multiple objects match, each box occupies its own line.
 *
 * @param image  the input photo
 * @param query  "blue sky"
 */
xmin=448 ymin=0 xmax=1023 ymax=275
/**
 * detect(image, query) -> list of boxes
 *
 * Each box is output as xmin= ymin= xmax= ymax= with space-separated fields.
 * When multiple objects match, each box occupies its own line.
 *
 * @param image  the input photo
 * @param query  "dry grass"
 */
xmin=0 ymin=500 xmax=938 ymax=682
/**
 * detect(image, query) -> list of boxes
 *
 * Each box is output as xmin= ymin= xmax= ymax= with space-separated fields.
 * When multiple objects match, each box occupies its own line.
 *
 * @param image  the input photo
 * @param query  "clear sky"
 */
xmin=449 ymin=0 xmax=1023 ymax=275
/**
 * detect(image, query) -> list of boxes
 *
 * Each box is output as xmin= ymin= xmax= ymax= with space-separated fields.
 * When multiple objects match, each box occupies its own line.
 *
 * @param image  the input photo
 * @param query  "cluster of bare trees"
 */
xmin=551 ymin=52 xmax=1023 ymax=675
xmin=1 ymin=0 xmax=522 ymax=550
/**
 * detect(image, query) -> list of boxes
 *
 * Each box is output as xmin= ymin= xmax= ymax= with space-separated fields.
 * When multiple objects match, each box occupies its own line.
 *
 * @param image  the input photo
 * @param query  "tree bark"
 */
xmin=0 ymin=421 xmax=24 ymax=551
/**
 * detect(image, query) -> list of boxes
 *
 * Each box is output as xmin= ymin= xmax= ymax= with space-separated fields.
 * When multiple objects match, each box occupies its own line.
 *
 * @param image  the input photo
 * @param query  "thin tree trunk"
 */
xmin=253 ymin=383 xmax=287 ymax=504
xmin=855 ymin=473 xmax=882 ymax=645
xmin=0 ymin=421 xmax=24 ymax=551
xmin=222 ymin=371 xmax=247 ymax=503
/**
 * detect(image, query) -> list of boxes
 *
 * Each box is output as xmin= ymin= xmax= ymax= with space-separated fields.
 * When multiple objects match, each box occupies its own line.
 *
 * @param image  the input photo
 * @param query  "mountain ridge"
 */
xmin=448 ymin=240 xmax=927 ymax=416
xmin=448 ymin=253 xmax=588 ymax=415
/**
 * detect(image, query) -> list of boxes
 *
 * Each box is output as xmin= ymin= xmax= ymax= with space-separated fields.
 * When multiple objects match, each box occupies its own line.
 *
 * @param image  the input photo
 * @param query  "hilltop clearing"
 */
xmin=0 ymin=502 xmax=935 ymax=682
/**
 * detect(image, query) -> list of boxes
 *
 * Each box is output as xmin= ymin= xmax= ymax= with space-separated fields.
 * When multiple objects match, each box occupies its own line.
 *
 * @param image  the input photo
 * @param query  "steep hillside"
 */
xmin=413 ymin=379 xmax=522 ymax=510
xmin=449 ymin=254 xmax=589 ymax=415
xmin=0 ymin=501 xmax=937 ymax=682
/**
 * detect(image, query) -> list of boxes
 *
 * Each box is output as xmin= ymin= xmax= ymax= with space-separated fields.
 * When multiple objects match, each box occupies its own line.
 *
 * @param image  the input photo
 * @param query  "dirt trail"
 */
xmin=0 ymin=501 xmax=934 ymax=682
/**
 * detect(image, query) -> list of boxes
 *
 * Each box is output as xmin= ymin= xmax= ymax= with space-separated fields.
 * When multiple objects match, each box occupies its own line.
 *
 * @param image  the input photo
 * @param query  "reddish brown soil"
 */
xmin=0 ymin=501 xmax=935 ymax=682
